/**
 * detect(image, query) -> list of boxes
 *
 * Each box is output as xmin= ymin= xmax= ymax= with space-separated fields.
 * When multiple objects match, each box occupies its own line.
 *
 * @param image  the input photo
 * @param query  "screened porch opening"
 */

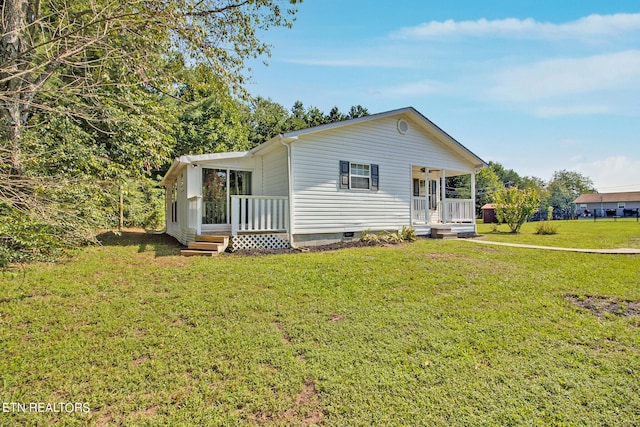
xmin=201 ymin=168 xmax=252 ymax=225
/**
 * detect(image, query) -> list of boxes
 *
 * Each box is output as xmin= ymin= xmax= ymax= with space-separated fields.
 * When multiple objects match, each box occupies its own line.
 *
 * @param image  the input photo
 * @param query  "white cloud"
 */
xmin=574 ymin=156 xmax=640 ymax=192
xmin=491 ymin=50 xmax=640 ymax=103
xmin=392 ymin=13 xmax=640 ymax=40
xmin=482 ymin=50 xmax=640 ymax=116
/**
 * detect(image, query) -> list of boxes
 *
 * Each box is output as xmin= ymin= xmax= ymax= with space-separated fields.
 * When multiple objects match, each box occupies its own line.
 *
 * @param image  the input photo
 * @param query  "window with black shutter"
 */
xmin=339 ymin=161 xmax=379 ymax=190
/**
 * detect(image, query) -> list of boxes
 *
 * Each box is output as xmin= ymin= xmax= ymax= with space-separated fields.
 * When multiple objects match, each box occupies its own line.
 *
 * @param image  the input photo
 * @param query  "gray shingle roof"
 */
xmin=574 ymin=191 xmax=640 ymax=203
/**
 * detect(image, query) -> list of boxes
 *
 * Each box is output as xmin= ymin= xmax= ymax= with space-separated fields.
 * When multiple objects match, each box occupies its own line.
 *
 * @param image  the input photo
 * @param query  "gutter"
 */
xmin=279 ymin=134 xmax=298 ymax=247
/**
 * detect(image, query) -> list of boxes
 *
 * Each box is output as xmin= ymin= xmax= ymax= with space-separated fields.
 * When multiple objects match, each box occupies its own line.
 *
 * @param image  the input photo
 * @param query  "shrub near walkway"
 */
xmin=1 ymin=231 xmax=639 ymax=426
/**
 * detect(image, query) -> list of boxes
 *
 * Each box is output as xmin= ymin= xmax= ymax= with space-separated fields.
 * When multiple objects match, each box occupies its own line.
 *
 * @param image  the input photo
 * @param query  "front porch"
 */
xmin=409 ymin=166 xmax=477 ymax=237
xmin=184 ymin=194 xmax=292 ymax=252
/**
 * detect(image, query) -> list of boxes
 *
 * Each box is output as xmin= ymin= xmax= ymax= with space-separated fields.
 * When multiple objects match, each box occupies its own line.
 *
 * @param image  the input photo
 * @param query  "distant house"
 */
xmin=161 ymin=107 xmax=487 ymax=251
xmin=574 ymin=191 xmax=640 ymax=218
xmin=481 ymin=203 xmax=498 ymax=223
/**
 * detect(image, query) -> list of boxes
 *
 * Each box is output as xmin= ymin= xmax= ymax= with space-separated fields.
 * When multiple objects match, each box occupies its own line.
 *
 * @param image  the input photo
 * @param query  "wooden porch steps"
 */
xmin=431 ymin=226 xmax=458 ymax=240
xmin=180 ymin=235 xmax=230 ymax=257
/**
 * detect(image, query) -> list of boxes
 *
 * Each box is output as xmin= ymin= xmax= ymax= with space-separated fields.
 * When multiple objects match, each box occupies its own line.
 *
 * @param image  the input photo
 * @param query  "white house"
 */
xmin=161 ymin=107 xmax=487 ymax=253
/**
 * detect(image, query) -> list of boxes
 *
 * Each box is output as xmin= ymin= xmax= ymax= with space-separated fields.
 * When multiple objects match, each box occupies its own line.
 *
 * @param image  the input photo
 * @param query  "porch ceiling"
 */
xmin=411 ymin=166 xmax=471 ymax=178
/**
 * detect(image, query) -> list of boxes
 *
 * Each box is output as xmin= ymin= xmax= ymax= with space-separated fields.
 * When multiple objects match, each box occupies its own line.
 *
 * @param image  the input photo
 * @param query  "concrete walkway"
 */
xmin=464 ymin=238 xmax=640 ymax=254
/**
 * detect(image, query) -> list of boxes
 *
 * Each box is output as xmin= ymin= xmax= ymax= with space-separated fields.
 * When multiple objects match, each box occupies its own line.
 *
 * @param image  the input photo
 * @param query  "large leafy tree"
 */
xmin=489 ymin=161 xmax=523 ymax=188
xmin=0 ymin=0 xmax=301 ymax=264
xmin=475 ymin=167 xmax=503 ymax=215
xmin=547 ymin=170 xmax=596 ymax=219
xmin=244 ymin=96 xmax=291 ymax=145
xmin=173 ymin=65 xmax=251 ymax=157
xmin=1 ymin=0 xmax=300 ymax=162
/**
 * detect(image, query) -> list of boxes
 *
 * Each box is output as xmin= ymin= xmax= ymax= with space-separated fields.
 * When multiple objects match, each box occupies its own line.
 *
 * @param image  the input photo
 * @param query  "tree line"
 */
xmin=472 ymin=162 xmax=596 ymax=220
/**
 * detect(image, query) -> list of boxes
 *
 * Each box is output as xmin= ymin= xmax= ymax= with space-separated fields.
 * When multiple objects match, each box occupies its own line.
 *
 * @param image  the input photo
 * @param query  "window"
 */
xmin=350 ymin=163 xmax=370 ymax=189
xmin=618 ymin=202 xmax=625 ymax=209
xmin=413 ymin=179 xmax=426 ymax=197
xmin=339 ymin=161 xmax=379 ymax=190
xmin=171 ymin=181 xmax=178 ymax=223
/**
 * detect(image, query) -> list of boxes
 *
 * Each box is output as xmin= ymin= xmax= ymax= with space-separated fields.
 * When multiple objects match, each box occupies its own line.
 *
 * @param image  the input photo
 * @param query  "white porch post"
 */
xmin=196 ymin=196 xmax=202 ymax=235
xmin=441 ymin=170 xmax=447 ymax=223
xmin=231 ymin=196 xmax=239 ymax=236
xmin=426 ymin=170 xmax=431 ymax=224
xmin=471 ymin=169 xmax=476 ymax=224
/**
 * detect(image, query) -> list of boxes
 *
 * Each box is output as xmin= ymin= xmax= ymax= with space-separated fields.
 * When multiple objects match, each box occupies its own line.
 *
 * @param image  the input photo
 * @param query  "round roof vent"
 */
xmin=397 ymin=119 xmax=409 ymax=134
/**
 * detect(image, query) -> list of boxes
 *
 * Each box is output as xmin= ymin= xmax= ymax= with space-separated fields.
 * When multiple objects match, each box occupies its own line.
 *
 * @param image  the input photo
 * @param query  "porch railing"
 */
xmin=231 ymin=196 xmax=289 ymax=235
xmin=445 ymin=199 xmax=474 ymax=223
xmin=411 ymin=197 xmax=427 ymax=223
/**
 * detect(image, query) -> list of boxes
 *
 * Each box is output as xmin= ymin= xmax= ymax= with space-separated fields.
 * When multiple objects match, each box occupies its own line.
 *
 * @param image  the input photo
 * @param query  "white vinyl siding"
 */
xmin=261 ymin=145 xmax=289 ymax=196
xmin=290 ymin=116 xmax=475 ymax=234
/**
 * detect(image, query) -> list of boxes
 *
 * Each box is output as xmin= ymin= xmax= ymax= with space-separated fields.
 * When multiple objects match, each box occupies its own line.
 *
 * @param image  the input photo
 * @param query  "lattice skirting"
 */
xmin=230 ymin=233 xmax=291 ymax=251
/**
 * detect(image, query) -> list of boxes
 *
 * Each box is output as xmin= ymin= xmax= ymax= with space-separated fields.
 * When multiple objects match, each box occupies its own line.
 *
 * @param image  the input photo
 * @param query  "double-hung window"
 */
xmin=350 ymin=163 xmax=370 ymax=189
xmin=339 ymin=161 xmax=379 ymax=190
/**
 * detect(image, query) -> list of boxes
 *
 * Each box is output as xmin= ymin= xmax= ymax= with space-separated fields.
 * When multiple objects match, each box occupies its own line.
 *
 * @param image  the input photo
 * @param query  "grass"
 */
xmin=1 ymin=230 xmax=639 ymax=426
xmin=478 ymin=218 xmax=640 ymax=249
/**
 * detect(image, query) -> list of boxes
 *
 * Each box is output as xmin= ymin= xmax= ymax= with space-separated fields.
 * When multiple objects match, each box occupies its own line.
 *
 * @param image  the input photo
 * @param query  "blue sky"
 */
xmin=246 ymin=0 xmax=640 ymax=192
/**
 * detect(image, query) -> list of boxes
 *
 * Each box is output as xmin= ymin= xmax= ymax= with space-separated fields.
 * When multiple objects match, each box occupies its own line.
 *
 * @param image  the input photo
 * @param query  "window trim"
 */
xmin=618 ymin=202 xmax=625 ymax=209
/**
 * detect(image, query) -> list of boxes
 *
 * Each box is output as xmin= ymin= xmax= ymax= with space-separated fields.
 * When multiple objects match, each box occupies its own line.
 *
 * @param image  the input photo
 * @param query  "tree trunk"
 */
xmin=1 ymin=0 xmax=29 ymax=174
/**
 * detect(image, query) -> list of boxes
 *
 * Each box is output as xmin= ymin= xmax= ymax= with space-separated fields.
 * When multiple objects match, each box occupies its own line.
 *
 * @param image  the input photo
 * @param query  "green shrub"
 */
xmin=535 ymin=221 xmax=558 ymax=235
xmin=494 ymin=187 xmax=540 ymax=233
xmin=0 ymin=204 xmax=93 ymax=266
xmin=399 ymin=226 xmax=417 ymax=241
xmin=360 ymin=226 xmax=416 ymax=243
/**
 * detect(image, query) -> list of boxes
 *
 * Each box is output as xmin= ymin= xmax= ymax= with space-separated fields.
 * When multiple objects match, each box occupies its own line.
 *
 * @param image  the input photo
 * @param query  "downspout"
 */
xmin=279 ymin=135 xmax=298 ymax=247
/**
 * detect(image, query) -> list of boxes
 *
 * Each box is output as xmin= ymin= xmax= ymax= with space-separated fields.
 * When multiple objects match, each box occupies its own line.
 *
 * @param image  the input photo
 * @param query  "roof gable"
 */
xmin=163 ymin=106 xmax=488 ymax=186
xmin=270 ymin=107 xmax=487 ymax=168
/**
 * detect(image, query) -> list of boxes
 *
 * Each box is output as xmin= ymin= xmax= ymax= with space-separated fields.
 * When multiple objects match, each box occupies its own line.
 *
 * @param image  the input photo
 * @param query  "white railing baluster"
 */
xmin=266 ymin=199 xmax=272 ymax=230
xmin=247 ymin=197 xmax=254 ymax=230
xmin=444 ymin=199 xmax=474 ymax=223
xmin=229 ymin=196 xmax=289 ymax=235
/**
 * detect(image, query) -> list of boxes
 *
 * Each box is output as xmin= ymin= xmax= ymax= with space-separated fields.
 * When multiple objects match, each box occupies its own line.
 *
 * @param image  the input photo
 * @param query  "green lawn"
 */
xmin=1 ymin=231 xmax=639 ymax=426
xmin=478 ymin=218 xmax=640 ymax=249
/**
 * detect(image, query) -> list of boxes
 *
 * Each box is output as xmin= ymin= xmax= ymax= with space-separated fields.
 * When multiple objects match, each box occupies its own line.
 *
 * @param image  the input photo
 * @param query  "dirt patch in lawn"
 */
xmin=566 ymin=295 xmax=640 ymax=319
xmin=251 ymin=379 xmax=323 ymax=426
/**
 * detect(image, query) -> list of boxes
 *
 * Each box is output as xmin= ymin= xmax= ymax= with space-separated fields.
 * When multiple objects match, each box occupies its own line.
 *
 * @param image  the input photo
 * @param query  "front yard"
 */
xmin=477 ymin=218 xmax=640 ymax=249
xmin=1 ymin=229 xmax=639 ymax=425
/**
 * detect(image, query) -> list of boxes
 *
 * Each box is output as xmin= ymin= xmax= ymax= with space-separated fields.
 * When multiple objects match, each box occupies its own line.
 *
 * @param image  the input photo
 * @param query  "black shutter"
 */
xmin=339 ymin=161 xmax=350 ymax=189
xmin=371 ymin=164 xmax=379 ymax=191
